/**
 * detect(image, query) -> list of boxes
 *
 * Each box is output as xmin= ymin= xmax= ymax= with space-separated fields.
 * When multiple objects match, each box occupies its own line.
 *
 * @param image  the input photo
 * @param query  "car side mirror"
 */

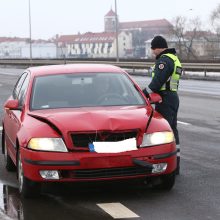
xmin=149 ymin=93 xmax=162 ymax=104
xmin=4 ymin=99 xmax=21 ymax=110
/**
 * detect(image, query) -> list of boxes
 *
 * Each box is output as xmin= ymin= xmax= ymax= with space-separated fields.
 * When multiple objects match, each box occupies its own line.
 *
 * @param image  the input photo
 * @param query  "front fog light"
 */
xmin=152 ymin=163 xmax=167 ymax=174
xmin=40 ymin=170 xmax=60 ymax=179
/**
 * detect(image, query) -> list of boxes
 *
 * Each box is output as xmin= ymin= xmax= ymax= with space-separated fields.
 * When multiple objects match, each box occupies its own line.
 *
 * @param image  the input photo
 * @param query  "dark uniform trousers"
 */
xmin=155 ymin=91 xmax=180 ymax=145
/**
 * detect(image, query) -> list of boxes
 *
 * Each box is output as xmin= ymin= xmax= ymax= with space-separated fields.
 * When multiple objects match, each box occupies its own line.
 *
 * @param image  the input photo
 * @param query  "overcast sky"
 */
xmin=0 ymin=0 xmax=219 ymax=39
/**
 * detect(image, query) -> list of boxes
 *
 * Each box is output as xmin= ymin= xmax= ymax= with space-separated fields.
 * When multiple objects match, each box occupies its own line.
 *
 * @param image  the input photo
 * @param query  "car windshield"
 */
xmin=30 ymin=72 xmax=145 ymax=110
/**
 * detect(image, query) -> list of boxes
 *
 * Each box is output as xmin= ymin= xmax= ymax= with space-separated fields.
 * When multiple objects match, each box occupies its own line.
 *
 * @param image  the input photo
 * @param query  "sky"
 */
xmin=0 ymin=0 xmax=219 ymax=40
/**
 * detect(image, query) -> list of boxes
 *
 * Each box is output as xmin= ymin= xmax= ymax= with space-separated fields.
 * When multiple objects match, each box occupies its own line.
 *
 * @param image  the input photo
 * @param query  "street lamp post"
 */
xmin=115 ymin=0 xmax=119 ymax=62
xmin=28 ymin=0 xmax=32 ymax=63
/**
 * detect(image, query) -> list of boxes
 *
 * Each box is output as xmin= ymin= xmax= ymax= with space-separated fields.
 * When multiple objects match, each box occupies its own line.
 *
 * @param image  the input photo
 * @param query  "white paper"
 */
xmin=93 ymin=138 xmax=137 ymax=153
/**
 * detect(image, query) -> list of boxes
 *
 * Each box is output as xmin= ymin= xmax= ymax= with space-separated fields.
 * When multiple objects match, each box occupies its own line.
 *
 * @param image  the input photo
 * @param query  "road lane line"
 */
xmin=177 ymin=121 xmax=191 ymax=126
xmin=97 ymin=202 xmax=139 ymax=219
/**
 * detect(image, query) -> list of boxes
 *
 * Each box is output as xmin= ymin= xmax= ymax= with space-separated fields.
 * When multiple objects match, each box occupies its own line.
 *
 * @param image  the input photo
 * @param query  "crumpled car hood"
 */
xmin=28 ymin=106 xmax=151 ymax=133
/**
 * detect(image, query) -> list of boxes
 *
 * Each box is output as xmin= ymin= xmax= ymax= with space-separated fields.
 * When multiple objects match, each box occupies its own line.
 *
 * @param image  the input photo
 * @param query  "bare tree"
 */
xmin=172 ymin=16 xmax=203 ymax=60
xmin=184 ymin=17 xmax=202 ymax=60
xmin=209 ymin=4 xmax=220 ymax=59
xmin=171 ymin=16 xmax=186 ymax=59
xmin=210 ymin=4 xmax=220 ymax=35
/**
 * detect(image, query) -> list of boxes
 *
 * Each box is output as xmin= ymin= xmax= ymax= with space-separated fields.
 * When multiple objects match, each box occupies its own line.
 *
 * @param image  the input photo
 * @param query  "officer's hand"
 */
xmin=142 ymin=88 xmax=150 ymax=99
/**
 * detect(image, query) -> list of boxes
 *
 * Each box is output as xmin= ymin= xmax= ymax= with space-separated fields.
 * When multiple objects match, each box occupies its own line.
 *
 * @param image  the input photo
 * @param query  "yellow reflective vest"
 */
xmin=152 ymin=53 xmax=182 ymax=91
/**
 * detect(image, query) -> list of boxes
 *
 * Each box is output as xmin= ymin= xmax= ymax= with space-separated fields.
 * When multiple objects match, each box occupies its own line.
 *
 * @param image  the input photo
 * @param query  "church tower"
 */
xmin=104 ymin=8 xmax=117 ymax=32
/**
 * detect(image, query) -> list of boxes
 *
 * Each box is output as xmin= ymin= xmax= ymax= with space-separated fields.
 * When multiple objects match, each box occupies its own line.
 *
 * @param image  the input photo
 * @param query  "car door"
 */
xmin=4 ymin=72 xmax=30 ymax=162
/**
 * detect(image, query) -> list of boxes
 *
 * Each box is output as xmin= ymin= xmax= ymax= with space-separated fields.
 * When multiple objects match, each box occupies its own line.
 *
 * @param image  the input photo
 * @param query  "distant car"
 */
xmin=2 ymin=64 xmax=177 ymax=197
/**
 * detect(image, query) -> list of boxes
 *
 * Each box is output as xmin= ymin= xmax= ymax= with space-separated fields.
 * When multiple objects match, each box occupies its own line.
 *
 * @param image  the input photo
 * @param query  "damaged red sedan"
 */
xmin=2 ymin=64 xmax=177 ymax=197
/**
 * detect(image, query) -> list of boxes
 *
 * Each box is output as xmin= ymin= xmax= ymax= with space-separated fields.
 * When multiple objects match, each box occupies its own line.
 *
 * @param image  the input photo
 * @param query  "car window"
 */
xmin=12 ymin=72 xmax=28 ymax=99
xmin=31 ymin=72 xmax=145 ymax=110
xmin=18 ymin=73 xmax=30 ymax=106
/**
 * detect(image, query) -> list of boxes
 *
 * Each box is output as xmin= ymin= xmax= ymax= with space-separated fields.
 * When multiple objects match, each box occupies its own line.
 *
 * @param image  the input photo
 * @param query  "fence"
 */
xmin=0 ymin=58 xmax=220 ymax=77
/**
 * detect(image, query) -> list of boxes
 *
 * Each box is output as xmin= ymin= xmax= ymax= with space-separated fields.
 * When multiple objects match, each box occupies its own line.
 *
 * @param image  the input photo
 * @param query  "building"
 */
xmin=145 ymin=31 xmax=220 ymax=60
xmin=145 ymin=35 xmax=189 ymax=59
xmin=104 ymin=9 xmax=117 ymax=33
xmin=184 ymin=31 xmax=219 ymax=59
xmin=0 ymin=37 xmax=27 ymax=58
xmin=22 ymin=41 xmax=57 ymax=59
xmin=104 ymin=9 xmax=173 ymax=35
xmin=104 ymin=9 xmax=173 ymax=57
xmin=57 ymin=31 xmax=132 ymax=58
xmin=0 ymin=37 xmax=57 ymax=58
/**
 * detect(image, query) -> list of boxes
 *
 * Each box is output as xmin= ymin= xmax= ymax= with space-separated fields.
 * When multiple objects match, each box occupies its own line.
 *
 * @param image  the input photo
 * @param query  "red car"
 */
xmin=2 ymin=64 xmax=177 ymax=197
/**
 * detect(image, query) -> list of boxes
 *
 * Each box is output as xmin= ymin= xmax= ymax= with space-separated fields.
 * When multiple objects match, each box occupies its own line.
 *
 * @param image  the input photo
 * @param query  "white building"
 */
xmin=0 ymin=38 xmax=57 ymax=58
xmin=0 ymin=41 xmax=25 ymax=58
xmin=57 ymin=31 xmax=133 ymax=58
xmin=22 ymin=42 xmax=57 ymax=58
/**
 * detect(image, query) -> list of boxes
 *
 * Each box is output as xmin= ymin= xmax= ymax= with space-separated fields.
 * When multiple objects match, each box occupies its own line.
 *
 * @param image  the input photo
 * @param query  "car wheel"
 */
xmin=2 ymin=130 xmax=16 ymax=171
xmin=3 ymin=185 xmax=24 ymax=219
xmin=176 ymin=156 xmax=180 ymax=175
xmin=152 ymin=172 xmax=176 ymax=191
xmin=17 ymin=150 xmax=41 ymax=198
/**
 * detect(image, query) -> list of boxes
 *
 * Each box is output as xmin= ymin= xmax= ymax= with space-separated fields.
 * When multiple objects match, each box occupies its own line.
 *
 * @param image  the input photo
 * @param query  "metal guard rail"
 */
xmin=0 ymin=59 xmax=220 ymax=73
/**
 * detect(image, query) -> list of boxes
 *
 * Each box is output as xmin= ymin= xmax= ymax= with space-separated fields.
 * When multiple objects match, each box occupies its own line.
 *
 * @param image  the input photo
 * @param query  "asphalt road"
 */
xmin=0 ymin=70 xmax=220 ymax=220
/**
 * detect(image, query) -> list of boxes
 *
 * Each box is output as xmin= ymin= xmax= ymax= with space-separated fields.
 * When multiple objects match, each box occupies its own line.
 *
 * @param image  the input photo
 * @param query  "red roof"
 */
xmin=57 ymin=32 xmax=116 ymax=44
xmin=56 ymin=35 xmax=78 ymax=43
xmin=0 ymin=37 xmax=51 ymax=43
xmin=119 ymin=19 xmax=173 ymax=29
xmin=0 ymin=37 xmax=29 ymax=43
xmin=105 ymin=9 xmax=116 ymax=17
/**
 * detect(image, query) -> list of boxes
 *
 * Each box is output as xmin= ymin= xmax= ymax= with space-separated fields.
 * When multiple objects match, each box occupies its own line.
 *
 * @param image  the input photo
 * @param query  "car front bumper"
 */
xmin=21 ymin=143 xmax=177 ymax=182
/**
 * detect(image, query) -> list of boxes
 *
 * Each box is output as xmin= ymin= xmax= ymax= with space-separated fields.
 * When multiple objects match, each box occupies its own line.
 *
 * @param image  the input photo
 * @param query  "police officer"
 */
xmin=143 ymin=35 xmax=182 ymax=174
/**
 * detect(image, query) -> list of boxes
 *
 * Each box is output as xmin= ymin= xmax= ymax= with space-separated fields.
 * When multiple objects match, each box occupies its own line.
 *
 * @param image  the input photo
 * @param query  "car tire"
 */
xmin=17 ymin=149 xmax=41 ymax=198
xmin=152 ymin=172 xmax=176 ymax=191
xmin=3 ymin=185 xmax=24 ymax=219
xmin=2 ymin=130 xmax=16 ymax=171
xmin=176 ymin=156 xmax=180 ymax=175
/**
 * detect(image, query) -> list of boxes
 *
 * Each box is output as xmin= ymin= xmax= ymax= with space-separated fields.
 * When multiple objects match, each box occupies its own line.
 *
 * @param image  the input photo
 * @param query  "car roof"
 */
xmin=27 ymin=64 xmax=126 ymax=77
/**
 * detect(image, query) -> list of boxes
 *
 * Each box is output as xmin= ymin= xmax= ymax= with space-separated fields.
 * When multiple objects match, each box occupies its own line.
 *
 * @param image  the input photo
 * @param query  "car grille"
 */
xmin=61 ymin=166 xmax=152 ymax=179
xmin=71 ymin=130 xmax=138 ymax=149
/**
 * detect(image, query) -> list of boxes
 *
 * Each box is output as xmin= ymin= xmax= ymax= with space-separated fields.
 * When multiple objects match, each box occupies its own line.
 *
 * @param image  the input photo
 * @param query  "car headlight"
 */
xmin=140 ymin=131 xmax=174 ymax=147
xmin=28 ymin=138 xmax=68 ymax=152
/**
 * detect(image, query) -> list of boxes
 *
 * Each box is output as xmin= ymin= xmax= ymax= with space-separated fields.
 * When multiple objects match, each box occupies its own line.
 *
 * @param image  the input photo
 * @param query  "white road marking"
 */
xmin=177 ymin=121 xmax=191 ymax=126
xmin=97 ymin=202 xmax=139 ymax=219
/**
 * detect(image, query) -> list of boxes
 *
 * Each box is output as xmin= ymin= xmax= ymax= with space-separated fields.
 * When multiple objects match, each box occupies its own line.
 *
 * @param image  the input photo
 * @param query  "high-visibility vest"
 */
xmin=152 ymin=53 xmax=182 ymax=91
